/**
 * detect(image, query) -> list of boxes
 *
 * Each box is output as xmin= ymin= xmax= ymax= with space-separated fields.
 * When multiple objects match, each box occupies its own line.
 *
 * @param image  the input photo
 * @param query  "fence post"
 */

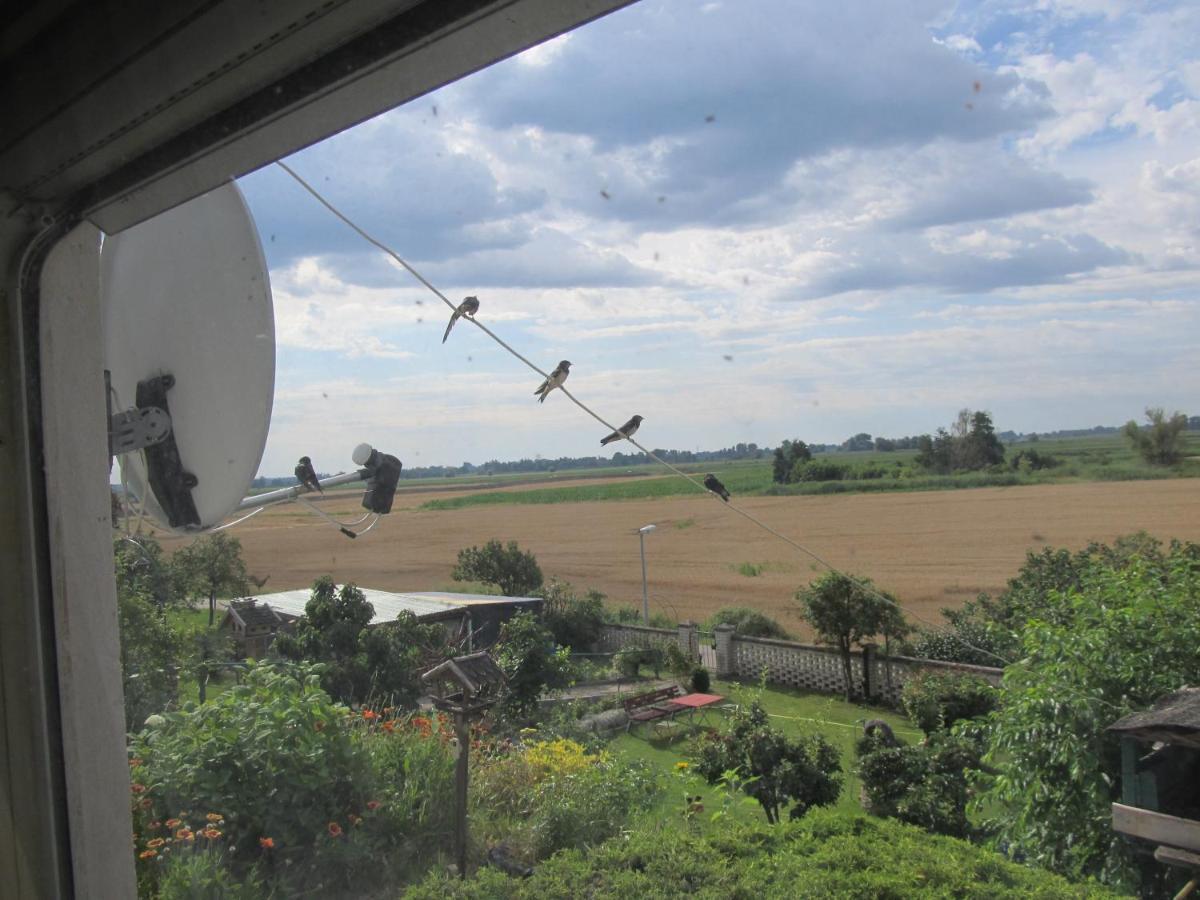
xmin=861 ymin=643 xmax=877 ymax=700
xmin=678 ymin=621 xmax=699 ymax=663
xmin=714 ymin=624 xmax=736 ymax=678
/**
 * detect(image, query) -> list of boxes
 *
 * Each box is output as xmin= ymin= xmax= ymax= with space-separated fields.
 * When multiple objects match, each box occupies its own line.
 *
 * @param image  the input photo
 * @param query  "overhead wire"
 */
xmin=275 ymin=161 xmax=1014 ymax=668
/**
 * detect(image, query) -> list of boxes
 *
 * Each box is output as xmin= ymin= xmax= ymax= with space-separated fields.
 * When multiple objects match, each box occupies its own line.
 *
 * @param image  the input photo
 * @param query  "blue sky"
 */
xmin=238 ymin=0 xmax=1200 ymax=476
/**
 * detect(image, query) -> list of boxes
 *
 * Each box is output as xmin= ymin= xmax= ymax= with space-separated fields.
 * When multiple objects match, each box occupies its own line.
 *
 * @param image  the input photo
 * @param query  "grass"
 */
xmin=610 ymin=678 xmax=918 ymax=831
xmin=417 ymin=433 xmax=1200 ymax=510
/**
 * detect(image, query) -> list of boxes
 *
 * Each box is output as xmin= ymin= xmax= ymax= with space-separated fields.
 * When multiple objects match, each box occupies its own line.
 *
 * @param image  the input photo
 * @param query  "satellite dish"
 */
xmin=103 ymin=181 xmax=275 ymax=532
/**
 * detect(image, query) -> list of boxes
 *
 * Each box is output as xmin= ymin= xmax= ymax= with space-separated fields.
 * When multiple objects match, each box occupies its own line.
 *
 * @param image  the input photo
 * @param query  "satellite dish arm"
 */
xmin=234 ymin=469 xmax=367 ymax=512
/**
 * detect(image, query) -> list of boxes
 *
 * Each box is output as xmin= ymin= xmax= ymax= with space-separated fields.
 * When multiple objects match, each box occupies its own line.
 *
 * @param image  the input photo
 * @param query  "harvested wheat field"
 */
xmin=160 ymin=478 xmax=1200 ymax=638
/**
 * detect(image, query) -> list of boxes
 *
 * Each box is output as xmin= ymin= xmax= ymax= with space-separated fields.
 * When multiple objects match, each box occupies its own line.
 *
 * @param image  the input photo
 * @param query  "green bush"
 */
xmin=856 ymin=730 xmax=982 ymax=838
xmin=538 ymin=579 xmax=606 ymax=651
xmin=612 ymin=645 xmax=664 ymax=678
xmin=690 ymin=666 xmax=711 ymax=693
xmin=603 ymin=604 xmax=676 ymax=629
xmin=695 ymin=700 xmax=842 ymax=823
xmin=131 ymin=662 xmax=371 ymax=856
xmin=494 ymin=611 xmax=572 ymax=721
xmin=705 ymin=606 xmax=791 ymax=639
xmin=452 ymin=539 xmax=544 ymax=596
xmin=901 ymin=670 xmax=998 ymax=735
xmin=403 ymin=808 xmax=1122 ymax=898
xmin=155 ymin=849 xmax=265 ymax=900
xmin=790 ymin=459 xmax=848 ymax=482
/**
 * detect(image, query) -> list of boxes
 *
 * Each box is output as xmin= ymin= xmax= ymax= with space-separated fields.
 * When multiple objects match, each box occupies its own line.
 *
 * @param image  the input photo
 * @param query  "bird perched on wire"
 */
xmin=442 ymin=295 xmax=480 ymax=343
xmin=534 ymin=360 xmax=571 ymax=403
xmin=703 ymin=473 xmax=730 ymax=501
xmin=295 ymin=456 xmax=323 ymax=493
xmin=600 ymin=415 xmax=643 ymax=445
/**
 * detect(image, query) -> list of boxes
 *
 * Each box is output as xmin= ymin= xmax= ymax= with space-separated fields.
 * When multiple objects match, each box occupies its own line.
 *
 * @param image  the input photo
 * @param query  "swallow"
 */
xmin=703 ymin=473 xmax=730 ymax=502
xmin=600 ymin=415 xmax=643 ymax=446
xmin=295 ymin=456 xmax=323 ymax=493
xmin=442 ymin=295 xmax=480 ymax=344
xmin=534 ymin=360 xmax=571 ymax=403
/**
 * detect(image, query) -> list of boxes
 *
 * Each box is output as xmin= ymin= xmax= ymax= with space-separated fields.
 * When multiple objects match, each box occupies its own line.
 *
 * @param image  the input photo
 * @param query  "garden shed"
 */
xmin=1108 ymin=687 xmax=1200 ymax=887
xmin=217 ymin=599 xmax=289 ymax=659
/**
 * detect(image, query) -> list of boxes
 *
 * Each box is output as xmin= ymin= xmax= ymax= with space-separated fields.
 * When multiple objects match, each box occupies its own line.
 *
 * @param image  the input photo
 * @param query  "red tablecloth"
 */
xmin=668 ymin=692 xmax=724 ymax=709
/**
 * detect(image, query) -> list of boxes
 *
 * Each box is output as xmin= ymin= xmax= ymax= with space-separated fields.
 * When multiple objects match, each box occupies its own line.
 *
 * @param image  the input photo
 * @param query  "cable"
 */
xmin=275 ymin=162 xmax=1014 ymax=668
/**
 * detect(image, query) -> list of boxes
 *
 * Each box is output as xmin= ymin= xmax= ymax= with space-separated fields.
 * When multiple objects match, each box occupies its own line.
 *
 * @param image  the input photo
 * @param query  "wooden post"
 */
xmin=453 ymin=711 xmax=470 ymax=878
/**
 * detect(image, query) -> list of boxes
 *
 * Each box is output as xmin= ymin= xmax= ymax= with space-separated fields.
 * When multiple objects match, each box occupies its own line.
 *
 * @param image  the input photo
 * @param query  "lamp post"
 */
xmin=638 ymin=524 xmax=656 ymax=624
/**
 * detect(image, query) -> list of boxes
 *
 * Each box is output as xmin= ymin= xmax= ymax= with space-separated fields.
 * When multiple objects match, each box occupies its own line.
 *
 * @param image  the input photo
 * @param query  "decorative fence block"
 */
xmin=599 ymin=623 xmax=1003 ymax=705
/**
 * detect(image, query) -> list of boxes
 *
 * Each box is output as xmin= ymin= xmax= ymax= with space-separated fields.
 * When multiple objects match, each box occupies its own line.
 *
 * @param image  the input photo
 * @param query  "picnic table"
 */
xmin=663 ymin=692 xmax=725 ymax=727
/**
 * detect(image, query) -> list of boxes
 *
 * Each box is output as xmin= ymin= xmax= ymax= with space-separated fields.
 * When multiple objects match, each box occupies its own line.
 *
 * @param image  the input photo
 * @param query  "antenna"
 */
xmin=103 ymin=181 xmax=275 ymax=533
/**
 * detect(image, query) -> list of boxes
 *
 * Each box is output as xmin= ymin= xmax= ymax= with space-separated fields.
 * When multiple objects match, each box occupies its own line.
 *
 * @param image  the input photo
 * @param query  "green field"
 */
xmin=419 ymin=433 xmax=1200 ymax=510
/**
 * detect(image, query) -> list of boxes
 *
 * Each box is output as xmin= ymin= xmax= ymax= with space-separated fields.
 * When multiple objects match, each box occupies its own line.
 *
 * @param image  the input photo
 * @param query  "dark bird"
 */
xmin=534 ymin=360 xmax=571 ymax=403
xmin=442 ymin=295 xmax=480 ymax=343
xmin=295 ymin=456 xmax=322 ymax=493
xmin=703 ymin=473 xmax=730 ymax=501
xmin=600 ymin=415 xmax=643 ymax=446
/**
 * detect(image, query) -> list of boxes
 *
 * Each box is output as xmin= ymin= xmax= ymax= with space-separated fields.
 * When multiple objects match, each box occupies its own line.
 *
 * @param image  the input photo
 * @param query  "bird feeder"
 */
xmin=421 ymin=651 xmax=507 ymax=878
xmin=1107 ymin=687 xmax=1200 ymax=895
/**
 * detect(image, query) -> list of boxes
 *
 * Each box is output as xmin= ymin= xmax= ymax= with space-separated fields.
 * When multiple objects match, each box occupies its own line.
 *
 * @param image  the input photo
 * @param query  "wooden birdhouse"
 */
xmin=1107 ymin=687 xmax=1200 ymax=888
xmin=421 ymin=652 xmax=507 ymax=878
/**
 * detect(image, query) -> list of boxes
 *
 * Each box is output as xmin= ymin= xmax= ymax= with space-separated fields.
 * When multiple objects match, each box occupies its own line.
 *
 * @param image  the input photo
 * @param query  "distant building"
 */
xmin=231 ymin=587 xmax=542 ymax=652
xmin=218 ymin=598 xmax=290 ymax=659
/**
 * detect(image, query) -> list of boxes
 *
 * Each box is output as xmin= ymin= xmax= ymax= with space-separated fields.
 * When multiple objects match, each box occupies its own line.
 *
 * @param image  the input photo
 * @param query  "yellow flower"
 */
xmin=674 ymin=761 xmax=690 ymax=771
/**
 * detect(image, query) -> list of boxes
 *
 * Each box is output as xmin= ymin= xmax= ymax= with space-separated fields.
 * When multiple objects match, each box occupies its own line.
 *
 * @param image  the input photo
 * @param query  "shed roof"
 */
xmin=226 ymin=601 xmax=284 ymax=629
xmin=240 ymin=587 xmax=539 ymax=628
xmin=1108 ymin=687 xmax=1200 ymax=749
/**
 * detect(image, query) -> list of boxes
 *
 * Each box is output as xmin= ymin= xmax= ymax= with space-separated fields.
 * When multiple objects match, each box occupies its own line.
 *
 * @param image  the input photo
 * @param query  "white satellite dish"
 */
xmin=103 ymin=181 xmax=274 ymax=532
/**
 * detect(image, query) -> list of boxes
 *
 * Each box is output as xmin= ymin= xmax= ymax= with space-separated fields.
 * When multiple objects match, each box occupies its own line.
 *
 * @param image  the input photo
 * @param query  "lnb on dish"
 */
xmin=353 ymin=443 xmax=402 ymax=515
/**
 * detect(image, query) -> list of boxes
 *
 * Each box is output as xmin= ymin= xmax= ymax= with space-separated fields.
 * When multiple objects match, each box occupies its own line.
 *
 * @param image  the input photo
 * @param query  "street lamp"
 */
xmin=638 ymin=524 xmax=657 ymax=625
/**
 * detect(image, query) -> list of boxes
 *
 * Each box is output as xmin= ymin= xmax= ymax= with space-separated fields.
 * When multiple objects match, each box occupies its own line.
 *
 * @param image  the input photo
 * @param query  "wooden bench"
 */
xmin=622 ymin=686 xmax=683 ymax=732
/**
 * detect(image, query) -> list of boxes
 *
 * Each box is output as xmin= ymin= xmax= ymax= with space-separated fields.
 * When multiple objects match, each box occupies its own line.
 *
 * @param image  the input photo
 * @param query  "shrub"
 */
xmin=856 ymin=730 xmax=982 ymax=839
xmin=403 ymin=808 xmax=1122 ymax=898
xmin=901 ymin=670 xmax=998 ymax=736
xmin=695 ymin=700 xmax=842 ymax=823
xmin=155 ymin=848 xmax=265 ymax=900
xmin=690 ymin=666 xmax=711 ymax=694
xmin=452 ymin=539 xmax=543 ymax=596
xmin=796 ymin=572 xmax=898 ymax=701
xmin=494 ymin=611 xmax=572 ymax=721
xmin=603 ymin=604 xmax=675 ymax=629
xmin=790 ymin=459 xmax=848 ymax=482
xmin=612 ymin=645 xmax=664 ymax=678
xmin=538 ymin=579 xmax=606 ymax=651
xmin=130 ymin=662 xmax=371 ymax=857
xmin=706 ymin=606 xmax=791 ymax=639
xmin=1123 ymin=407 xmax=1188 ymax=465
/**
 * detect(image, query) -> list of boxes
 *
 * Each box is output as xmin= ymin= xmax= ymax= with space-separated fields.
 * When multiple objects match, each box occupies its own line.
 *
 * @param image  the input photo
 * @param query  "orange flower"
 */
xmin=146 ymin=838 xmax=165 ymax=849
xmin=175 ymin=828 xmax=194 ymax=841
xmin=130 ymin=783 xmax=146 ymax=794
xmin=205 ymin=812 xmax=223 ymax=822
xmin=138 ymin=849 xmax=157 ymax=860
xmin=327 ymin=821 xmax=343 ymax=838
xmin=138 ymin=798 xmax=152 ymax=810
xmin=314 ymin=721 xmax=325 ymax=732
xmin=259 ymin=836 xmax=275 ymax=850
xmin=381 ymin=721 xmax=395 ymax=734
xmin=129 ymin=758 xmax=143 ymax=768
xmin=165 ymin=818 xmax=181 ymax=829
xmin=366 ymin=800 xmax=380 ymax=810
xmin=362 ymin=709 xmax=378 ymax=721
xmin=202 ymin=826 xmax=222 ymax=840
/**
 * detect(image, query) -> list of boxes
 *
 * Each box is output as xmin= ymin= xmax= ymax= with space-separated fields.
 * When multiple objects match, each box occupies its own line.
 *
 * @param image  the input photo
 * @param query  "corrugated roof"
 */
xmin=241 ymin=588 xmax=539 ymax=627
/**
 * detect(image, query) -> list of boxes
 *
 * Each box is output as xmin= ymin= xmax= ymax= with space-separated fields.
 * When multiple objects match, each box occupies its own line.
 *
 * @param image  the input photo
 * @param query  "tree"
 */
xmin=452 ymin=539 xmax=543 ymax=596
xmin=538 ymin=579 xmax=606 ymax=651
xmin=915 ymin=410 xmax=1004 ymax=473
xmin=274 ymin=577 xmax=448 ymax=707
xmin=174 ymin=532 xmax=251 ymax=626
xmin=493 ymin=610 xmax=571 ymax=721
xmin=772 ymin=439 xmax=811 ymax=484
xmin=113 ymin=534 xmax=189 ymax=611
xmin=695 ymin=700 xmax=842 ymax=823
xmin=179 ymin=623 xmax=235 ymax=704
xmin=961 ymin=411 xmax=1005 ymax=469
xmin=796 ymin=571 xmax=895 ymax=701
xmin=1123 ymin=407 xmax=1188 ymax=465
xmin=977 ymin=538 xmax=1200 ymax=892
xmin=840 ymin=432 xmax=873 ymax=452
xmin=117 ymin=582 xmax=183 ymax=729
xmin=705 ymin=606 xmax=791 ymax=639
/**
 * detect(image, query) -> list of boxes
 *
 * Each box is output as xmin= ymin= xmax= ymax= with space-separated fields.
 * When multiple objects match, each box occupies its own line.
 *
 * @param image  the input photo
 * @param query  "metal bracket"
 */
xmin=109 ymin=406 xmax=171 ymax=455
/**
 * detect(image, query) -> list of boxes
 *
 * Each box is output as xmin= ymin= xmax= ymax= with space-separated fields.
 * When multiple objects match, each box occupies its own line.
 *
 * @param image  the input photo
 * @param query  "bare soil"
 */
xmin=158 ymin=479 xmax=1200 ymax=638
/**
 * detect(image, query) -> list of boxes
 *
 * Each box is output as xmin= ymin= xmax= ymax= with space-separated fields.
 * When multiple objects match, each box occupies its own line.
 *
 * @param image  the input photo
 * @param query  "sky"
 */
xmin=238 ymin=0 xmax=1200 ymax=477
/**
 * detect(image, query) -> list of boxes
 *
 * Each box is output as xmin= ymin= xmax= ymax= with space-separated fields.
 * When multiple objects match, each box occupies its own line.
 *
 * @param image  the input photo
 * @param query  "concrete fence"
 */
xmin=599 ymin=622 xmax=1002 ymax=706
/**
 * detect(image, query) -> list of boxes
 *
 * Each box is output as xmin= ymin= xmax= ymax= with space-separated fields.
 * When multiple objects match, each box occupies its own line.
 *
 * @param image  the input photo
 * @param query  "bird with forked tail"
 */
xmin=600 ymin=415 xmax=643 ymax=445
xmin=703 ymin=473 xmax=730 ymax=501
xmin=533 ymin=360 xmax=571 ymax=403
xmin=442 ymin=295 xmax=480 ymax=343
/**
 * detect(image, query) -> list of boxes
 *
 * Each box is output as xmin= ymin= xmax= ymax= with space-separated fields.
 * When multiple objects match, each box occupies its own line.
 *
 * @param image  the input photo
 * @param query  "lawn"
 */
xmin=610 ymin=679 xmax=919 ymax=831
